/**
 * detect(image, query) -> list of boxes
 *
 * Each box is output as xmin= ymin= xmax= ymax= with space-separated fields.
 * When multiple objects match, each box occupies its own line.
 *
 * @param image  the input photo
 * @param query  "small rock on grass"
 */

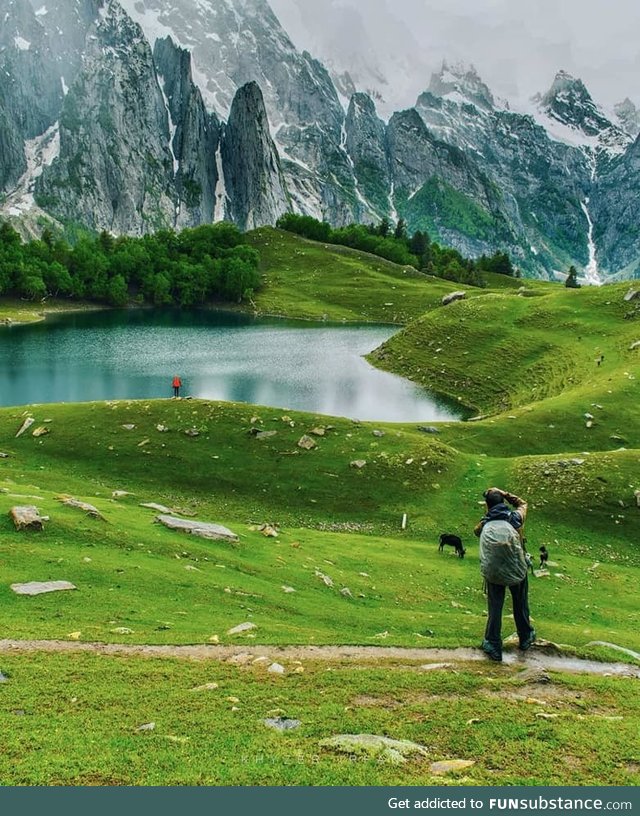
xmin=192 ymin=683 xmax=219 ymax=692
xmin=263 ymin=717 xmax=301 ymax=732
xmin=268 ymin=663 xmax=286 ymax=675
xmin=298 ymin=435 xmax=317 ymax=450
xmin=320 ymin=734 xmax=428 ymax=765
xmin=11 ymin=580 xmax=76 ymax=596
xmin=227 ymin=622 xmax=257 ymax=636
xmin=136 ymin=722 xmax=155 ymax=732
xmin=0 ymin=671 xmax=9 ymax=683
xmin=430 ymin=759 xmax=475 ymax=775
xmin=350 ymin=460 xmax=367 ymax=469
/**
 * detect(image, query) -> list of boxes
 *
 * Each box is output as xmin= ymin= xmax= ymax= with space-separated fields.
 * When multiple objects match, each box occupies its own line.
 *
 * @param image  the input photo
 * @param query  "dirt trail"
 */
xmin=1 ymin=639 xmax=638 ymax=677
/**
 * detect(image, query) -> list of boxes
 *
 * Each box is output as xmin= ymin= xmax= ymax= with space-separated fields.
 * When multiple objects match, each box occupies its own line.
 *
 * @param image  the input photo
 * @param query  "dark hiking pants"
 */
xmin=484 ymin=577 xmax=534 ymax=651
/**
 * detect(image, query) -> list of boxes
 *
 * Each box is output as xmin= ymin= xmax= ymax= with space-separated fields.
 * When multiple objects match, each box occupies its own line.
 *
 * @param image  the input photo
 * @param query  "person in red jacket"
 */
xmin=172 ymin=375 xmax=182 ymax=398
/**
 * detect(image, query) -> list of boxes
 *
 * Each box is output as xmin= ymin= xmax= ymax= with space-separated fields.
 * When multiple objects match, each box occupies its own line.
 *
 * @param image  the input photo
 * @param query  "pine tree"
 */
xmin=565 ymin=265 xmax=580 ymax=288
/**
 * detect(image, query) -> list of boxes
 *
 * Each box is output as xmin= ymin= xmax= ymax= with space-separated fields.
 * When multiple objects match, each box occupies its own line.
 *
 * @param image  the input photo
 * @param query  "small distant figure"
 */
xmin=539 ymin=545 xmax=549 ymax=570
xmin=596 ymin=354 xmax=604 ymax=367
xmin=172 ymin=375 xmax=182 ymax=398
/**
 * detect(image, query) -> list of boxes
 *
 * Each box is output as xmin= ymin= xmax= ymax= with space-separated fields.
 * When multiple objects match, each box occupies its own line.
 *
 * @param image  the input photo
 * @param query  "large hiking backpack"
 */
xmin=479 ymin=519 xmax=528 ymax=586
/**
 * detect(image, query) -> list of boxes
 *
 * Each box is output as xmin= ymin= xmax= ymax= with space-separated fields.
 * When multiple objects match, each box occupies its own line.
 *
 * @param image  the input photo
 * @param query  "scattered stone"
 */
xmin=536 ymin=712 xmax=559 ymax=720
xmin=15 ymin=417 xmax=34 ymax=437
xmin=156 ymin=425 xmax=169 ymax=433
xmin=136 ymin=722 xmax=155 ymax=732
xmin=227 ymin=622 xmax=257 ymax=636
xmin=208 ymin=635 xmax=220 ymax=644
xmin=137 ymin=438 xmax=150 ymax=447
xmin=11 ymin=580 xmax=76 ymax=596
xmin=184 ymin=565 xmax=201 ymax=572
xmin=629 ymin=341 xmax=640 ymax=351
xmin=320 ymin=734 xmax=429 ymax=764
xmin=417 ymin=426 xmax=440 ymax=435
xmin=268 ymin=663 xmax=286 ymax=675
xmin=586 ymin=421 xmax=593 ymax=429
xmin=534 ymin=569 xmax=551 ymax=578
xmin=518 ymin=668 xmax=551 ymax=684
xmin=340 ymin=587 xmax=354 ymax=598
xmin=584 ymin=413 xmax=594 ymax=421
xmin=141 ymin=502 xmax=173 ymax=514
xmin=112 ymin=491 xmax=133 ymax=499
xmin=315 ymin=570 xmax=334 ymax=587
xmin=282 ymin=586 xmax=296 ymax=594
xmin=256 ymin=431 xmax=277 ymax=440
xmin=192 ymin=683 xmax=219 ymax=692
xmin=67 ymin=631 xmax=82 ymax=640
xmin=610 ymin=435 xmax=626 ymax=443
xmin=156 ymin=515 xmax=239 ymax=543
xmin=298 ymin=435 xmax=317 ymax=451
xmin=466 ymin=718 xmax=481 ymax=725
xmin=350 ymin=460 xmax=367 ymax=469
xmin=184 ymin=429 xmax=200 ymax=438
xmin=623 ymin=288 xmax=639 ymax=302
xmin=263 ymin=717 xmax=301 ymax=731
xmin=259 ymin=523 xmax=279 ymax=538
xmin=111 ymin=627 xmax=134 ymax=635
xmin=310 ymin=427 xmax=326 ymax=437
xmin=584 ymin=641 xmax=640 ymax=661
xmin=57 ymin=496 xmax=105 ymax=520
xmin=430 ymin=759 xmax=475 ymax=775
xmin=442 ymin=291 xmax=466 ymax=307
xmin=121 ymin=424 xmax=136 ymax=431
xmin=32 ymin=426 xmax=50 ymax=438
xmin=372 ymin=430 xmax=385 ymax=438
xmin=420 ymin=663 xmax=454 ymax=672
xmin=0 ymin=671 xmax=8 ymax=683
xmin=10 ymin=506 xmax=46 ymax=531
xmin=0 ymin=452 xmax=9 ymax=458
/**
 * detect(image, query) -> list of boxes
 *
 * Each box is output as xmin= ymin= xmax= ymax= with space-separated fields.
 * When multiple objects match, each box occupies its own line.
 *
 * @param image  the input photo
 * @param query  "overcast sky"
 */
xmin=270 ymin=0 xmax=640 ymax=115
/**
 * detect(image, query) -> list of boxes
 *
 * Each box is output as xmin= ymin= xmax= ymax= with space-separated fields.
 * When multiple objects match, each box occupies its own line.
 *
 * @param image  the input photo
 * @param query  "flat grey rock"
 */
xmin=156 ymin=515 xmax=239 ymax=542
xmin=11 ymin=580 xmax=77 ymax=596
xmin=141 ymin=502 xmax=173 ymax=514
xmin=320 ymin=734 xmax=429 ymax=764
xmin=263 ymin=717 xmax=301 ymax=731
xmin=227 ymin=622 xmax=257 ymax=636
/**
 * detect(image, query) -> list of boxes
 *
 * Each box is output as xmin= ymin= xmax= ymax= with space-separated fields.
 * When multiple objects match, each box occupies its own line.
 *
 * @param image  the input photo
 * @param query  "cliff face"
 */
xmin=37 ymin=0 xmax=178 ymax=233
xmin=221 ymin=82 xmax=289 ymax=231
xmin=591 ymin=135 xmax=640 ymax=277
xmin=153 ymin=36 xmax=220 ymax=228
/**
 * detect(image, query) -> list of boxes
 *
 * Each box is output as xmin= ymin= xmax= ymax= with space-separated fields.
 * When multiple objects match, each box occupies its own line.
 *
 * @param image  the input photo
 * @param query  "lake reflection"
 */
xmin=0 ymin=309 xmax=466 ymax=422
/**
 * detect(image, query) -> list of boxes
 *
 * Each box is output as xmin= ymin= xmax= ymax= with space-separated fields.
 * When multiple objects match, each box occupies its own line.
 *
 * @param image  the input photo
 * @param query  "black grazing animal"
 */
xmin=539 ymin=545 xmax=549 ymax=569
xmin=439 ymin=533 xmax=466 ymax=559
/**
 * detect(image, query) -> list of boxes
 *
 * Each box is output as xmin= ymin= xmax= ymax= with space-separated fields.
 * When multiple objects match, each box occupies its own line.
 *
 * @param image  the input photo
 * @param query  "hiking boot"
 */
xmin=519 ymin=629 xmax=537 ymax=652
xmin=481 ymin=640 xmax=502 ymax=662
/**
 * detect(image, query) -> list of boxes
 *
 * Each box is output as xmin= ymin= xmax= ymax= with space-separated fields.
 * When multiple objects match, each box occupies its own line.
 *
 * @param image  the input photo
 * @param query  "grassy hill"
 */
xmin=0 ymin=234 xmax=638 ymax=786
xmin=246 ymin=227 xmax=496 ymax=323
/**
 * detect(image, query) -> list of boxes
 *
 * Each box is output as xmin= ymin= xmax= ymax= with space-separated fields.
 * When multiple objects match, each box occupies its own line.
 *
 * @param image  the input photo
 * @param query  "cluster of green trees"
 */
xmin=0 ymin=221 xmax=261 ymax=307
xmin=276 ymin=213 xmax=516 ymax=286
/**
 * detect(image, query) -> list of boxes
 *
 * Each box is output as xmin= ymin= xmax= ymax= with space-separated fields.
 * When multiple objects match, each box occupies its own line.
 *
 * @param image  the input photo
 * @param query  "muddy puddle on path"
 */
xmin=1 ymin=640 xmax=638 ymax=678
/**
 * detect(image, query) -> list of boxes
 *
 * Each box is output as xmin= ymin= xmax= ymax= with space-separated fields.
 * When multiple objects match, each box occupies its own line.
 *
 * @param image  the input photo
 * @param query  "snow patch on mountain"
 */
xmin=3 ymin=123 xmax=60 ymax=217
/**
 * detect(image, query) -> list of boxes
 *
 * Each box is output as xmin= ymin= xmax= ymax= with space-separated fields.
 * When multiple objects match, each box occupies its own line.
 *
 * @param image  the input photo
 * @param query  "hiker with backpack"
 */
xmin=474 ymin=487 xmax=536 ymax=662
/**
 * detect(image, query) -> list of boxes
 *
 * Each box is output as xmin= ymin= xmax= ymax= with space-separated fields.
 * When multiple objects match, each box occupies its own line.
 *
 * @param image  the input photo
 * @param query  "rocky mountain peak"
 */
xmin=614 ymin=97 xmax=640 ymax=138
xmin=428 ymin=60 xmax=495 ymax=110
xmin=536 ymin=70 xmax=612 ymax=138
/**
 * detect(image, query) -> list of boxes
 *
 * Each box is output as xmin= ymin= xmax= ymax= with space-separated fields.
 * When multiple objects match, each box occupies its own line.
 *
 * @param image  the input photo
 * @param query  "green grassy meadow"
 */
xmin=0 ymin=230 xmax=638 ymax=785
